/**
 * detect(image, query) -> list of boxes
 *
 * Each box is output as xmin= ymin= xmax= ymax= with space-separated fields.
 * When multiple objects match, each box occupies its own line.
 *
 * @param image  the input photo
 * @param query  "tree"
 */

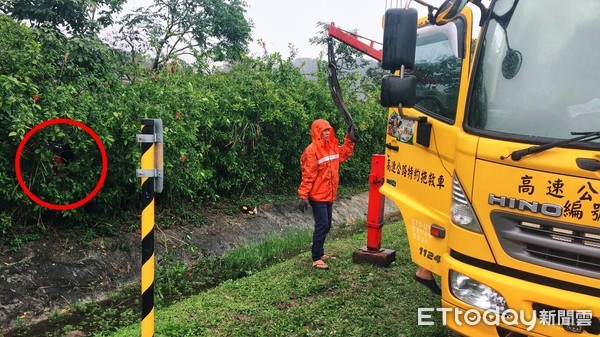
xmin=0 ymin=14 xmax=41 ymax=78
xmin=116 ymin=0 xmax=252 ymax=70
xmin=1 ymin=0 xmax=126 ymax=35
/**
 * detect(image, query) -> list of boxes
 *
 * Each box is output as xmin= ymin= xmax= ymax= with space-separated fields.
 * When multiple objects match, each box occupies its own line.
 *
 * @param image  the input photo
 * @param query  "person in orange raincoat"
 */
xmin=297 ymin=119 xmax=355 ymax=269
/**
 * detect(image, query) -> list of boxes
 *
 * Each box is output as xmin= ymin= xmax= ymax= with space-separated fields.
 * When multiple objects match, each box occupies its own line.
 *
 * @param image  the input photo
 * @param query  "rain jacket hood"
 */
xmin=310 ymin=119 xmax=337 ymax=146
xmin=298 ymin=119 xmax=354 ymax=203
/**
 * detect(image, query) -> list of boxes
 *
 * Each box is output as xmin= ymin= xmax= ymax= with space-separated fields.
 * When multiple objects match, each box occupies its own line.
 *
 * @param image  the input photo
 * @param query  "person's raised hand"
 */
xmin=346 ymin=123 xmax=359 ymax=143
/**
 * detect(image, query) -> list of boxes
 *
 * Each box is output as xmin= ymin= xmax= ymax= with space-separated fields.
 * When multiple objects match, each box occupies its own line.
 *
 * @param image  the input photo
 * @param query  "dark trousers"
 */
xmin=310 ymin=201 xmax=333 ymax=261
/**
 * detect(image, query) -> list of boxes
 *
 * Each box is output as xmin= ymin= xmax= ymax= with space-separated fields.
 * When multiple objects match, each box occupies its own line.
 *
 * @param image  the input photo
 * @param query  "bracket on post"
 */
xmin=136 ymin=169 xmax=164 ymax=178
xmin=136 ymin=133 xmax=163 ymax=143
xmin=136 ymin=118 xmax=164 ymax=193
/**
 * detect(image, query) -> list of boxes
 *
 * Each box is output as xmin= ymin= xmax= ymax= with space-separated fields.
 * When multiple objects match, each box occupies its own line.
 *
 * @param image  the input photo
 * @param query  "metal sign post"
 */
xmin=136 ymin=118 xmax=163 ymax=337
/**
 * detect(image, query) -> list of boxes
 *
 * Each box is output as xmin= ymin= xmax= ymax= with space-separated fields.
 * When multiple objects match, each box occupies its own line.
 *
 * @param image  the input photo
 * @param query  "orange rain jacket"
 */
xmin=298 ymin=119 xmax=355 ymax=203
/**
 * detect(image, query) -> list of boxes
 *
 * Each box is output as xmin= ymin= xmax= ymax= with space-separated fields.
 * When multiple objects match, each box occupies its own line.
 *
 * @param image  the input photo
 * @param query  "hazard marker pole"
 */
xmin=136 ymin=119 xmax=163 ymax=337
xmin=352 ymin=154 xmax=396 ymax=267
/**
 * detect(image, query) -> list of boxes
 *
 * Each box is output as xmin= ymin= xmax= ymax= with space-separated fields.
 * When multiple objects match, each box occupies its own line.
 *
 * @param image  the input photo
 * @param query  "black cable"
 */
xmin=327 ymin=38 xmax=357 ymax=131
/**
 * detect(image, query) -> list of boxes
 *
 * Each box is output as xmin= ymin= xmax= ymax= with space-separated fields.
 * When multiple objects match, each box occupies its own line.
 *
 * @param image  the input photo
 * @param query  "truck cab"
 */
xmin=379 ymin=0 xmax=600 ymax=336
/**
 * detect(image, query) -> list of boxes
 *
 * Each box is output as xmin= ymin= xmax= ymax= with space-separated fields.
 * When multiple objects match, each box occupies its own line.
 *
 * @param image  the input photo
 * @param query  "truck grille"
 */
xmin=525 ymin=244 xmax=600 ymax=271
xmin=491 ymin=212 xmax=600 ymax=279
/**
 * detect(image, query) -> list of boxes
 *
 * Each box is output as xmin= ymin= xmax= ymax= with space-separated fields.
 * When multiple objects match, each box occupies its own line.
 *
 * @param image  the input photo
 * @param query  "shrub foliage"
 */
xmin=0 ymin=14 xmax=387 ymax=243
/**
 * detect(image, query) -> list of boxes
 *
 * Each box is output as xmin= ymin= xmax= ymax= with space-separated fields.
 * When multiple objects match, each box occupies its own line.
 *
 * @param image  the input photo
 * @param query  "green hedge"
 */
xmin=0 ymin=15 xmax=387 ymax=242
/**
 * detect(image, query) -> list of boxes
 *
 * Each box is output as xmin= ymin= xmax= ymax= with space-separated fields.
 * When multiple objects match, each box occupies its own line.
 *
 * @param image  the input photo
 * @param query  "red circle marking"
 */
xmin=15 ymin=118 xmax=108 ymax=211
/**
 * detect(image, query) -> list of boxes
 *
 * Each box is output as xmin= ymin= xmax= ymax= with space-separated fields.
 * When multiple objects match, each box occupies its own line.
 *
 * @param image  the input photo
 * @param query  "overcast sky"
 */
xmin=119 ymin=0 xmax=482 ymax=59
xmin=244 ymin=0 xmax=393 ymax=59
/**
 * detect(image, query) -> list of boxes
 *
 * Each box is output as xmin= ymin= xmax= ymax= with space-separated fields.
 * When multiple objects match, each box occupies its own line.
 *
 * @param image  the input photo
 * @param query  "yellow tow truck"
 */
xmin=334 ymin=0 xmax=600 ymax=336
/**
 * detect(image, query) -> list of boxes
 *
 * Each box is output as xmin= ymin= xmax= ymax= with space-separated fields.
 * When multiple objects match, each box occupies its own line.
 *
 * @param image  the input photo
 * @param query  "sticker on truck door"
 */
xmin=387 ymin=112 xmax=415 ymax=144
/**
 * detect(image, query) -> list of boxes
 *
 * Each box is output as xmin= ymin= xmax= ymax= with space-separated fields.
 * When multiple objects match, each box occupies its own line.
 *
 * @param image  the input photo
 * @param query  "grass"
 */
xmin=9 ymin=228 xmax=316 ymax=337
xmin=110 ymin=220 xmax=451 ymax=337
xmin=3 ymin=188 xmax=375 ymax=336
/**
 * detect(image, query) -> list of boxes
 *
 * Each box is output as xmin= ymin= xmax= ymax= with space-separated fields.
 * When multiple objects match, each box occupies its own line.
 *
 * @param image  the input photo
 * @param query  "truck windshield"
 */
xmin=467 ymin=0 xmax=600 ymax=146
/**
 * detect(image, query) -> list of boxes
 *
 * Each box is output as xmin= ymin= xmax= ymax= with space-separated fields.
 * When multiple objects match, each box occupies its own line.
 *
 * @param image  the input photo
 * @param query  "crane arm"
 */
xmin=327 ymin=23 xmax=382 ymax=62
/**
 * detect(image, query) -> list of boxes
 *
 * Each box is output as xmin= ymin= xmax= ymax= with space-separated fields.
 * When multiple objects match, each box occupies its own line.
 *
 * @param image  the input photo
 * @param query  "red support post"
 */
xmin=366 ymin=154 xmax=386 ymax=250
xmin=352 ymin=154 xmax=396 ymax=267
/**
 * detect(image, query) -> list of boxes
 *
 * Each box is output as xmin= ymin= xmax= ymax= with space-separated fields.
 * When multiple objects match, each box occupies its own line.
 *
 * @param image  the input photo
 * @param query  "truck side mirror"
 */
xmin=380 ymin=75 xmax=417 ymax=108
xmin=382 ymin=8 xmax=418 ymax=71
xmin=435 ymin=0 xmax=470 ymax=25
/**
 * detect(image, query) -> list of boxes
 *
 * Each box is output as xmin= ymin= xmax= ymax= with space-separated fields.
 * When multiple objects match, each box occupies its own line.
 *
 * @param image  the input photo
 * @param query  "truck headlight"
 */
xmin=450 ymin=270 xmax=508 ymax=312
xmin=451 ymin=173 xmax=483 ymax=233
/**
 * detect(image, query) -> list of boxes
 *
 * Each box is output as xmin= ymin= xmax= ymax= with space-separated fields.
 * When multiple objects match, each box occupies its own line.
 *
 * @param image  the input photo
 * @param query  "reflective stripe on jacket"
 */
xmin=298 ymin=119 xmax=354 ymax=203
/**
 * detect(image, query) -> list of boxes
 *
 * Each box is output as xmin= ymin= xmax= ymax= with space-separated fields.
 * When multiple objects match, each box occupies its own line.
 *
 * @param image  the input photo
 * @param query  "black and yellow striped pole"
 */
xmin=136 ymin=119 xmax=163 ymax=337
